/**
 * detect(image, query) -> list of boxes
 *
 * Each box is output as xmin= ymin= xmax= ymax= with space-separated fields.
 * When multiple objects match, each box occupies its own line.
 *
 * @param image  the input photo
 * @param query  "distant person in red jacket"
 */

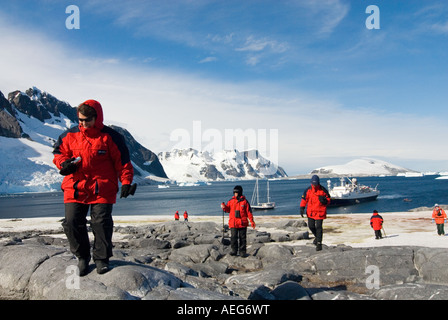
xmin=432 ymin=204 xmax=447 ymax=236
xmin=221 ymin=185 xmax=256 ymax=257
xmin=300 ymin=175 xmax=331 ymax=251
xmin=370 ymin=210 xmax=384 ymax=239
xmin=174 ymin=211 xmax=180 ymax=220
xmin=184 ymin=211 xmax=189 ymax=221
xmin=53 ymin=100 xmax=134 ymax=276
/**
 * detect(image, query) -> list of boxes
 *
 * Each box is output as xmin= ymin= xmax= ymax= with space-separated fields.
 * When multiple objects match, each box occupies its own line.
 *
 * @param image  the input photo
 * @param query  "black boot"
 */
xmin=78 ymin=257 xmax=90 ymax=277
xmin=95 ymin=259 xmax=110 ymax=274
xmin=316 ymin=243 xmax=322 ymax=251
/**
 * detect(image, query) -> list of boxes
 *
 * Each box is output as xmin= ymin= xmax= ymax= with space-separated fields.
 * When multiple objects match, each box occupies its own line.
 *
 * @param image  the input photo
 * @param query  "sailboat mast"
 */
xmin=267 ymin=180 xmax=270 ymax=202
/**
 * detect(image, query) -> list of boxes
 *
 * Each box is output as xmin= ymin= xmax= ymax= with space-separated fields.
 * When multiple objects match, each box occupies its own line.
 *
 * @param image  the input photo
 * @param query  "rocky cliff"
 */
xmin=1 ymin=219 xmax=448 ymax=300
xmin=0 ymin=87 xmax=168 ymax=193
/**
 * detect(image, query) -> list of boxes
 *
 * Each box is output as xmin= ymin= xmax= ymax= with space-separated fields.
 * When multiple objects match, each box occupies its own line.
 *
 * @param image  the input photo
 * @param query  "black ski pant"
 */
xmin=374 ymin=229 xmax=383 ymax=239
xmin=230 ymin=227 xmax=247 ymax=255
xmin=308 ymin=218 xmax=323 ymax=244
xmin=62 ymin=203 xmax=114 ymax=261
xmin=437 ymin=223 xmax=445 ymax=235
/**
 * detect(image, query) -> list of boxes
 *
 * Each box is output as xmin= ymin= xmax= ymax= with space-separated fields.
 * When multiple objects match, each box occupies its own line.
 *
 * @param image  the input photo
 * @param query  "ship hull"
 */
xmin=329 ymin=194 xmax=379 ymax=207
xmin=252 ymin=203 xmax=276 ymax=210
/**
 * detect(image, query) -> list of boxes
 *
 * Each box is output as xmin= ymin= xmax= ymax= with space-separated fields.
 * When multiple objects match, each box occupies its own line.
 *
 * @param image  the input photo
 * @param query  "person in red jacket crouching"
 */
xmin=221 ymin=185 xmax=256 ymax=257
xmin=370 ymin=210 xmax=384 ymax=239
xmin=53 ymin=100 xmax=135 ymax=276
xmin=300 ymin=175 xmax=331 ymax=251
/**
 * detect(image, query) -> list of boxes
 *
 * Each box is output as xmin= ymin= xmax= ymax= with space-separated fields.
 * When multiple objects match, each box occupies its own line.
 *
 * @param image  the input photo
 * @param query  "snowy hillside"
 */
xmin=0 ymin=87 xmax=167 ymax=194
xmin=0 ymin=87 xmax=288 ymax=193
xmin=0 ymin=89 xmax=77 ymax=193
xmin=0 ymin=136 xmax=62 ymax=193
xmin=310 ymin=158 xmax=418 ymax=177
xmin=159 ymin=148 xmax=288 ymax=183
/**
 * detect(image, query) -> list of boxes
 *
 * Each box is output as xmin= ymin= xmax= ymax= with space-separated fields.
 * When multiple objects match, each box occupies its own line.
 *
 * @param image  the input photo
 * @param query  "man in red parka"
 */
xmin=53 ymin=100 xmax=134 ymax=276
xmin=221 ymin=185 xmax=256 ymax=257
xmin=300 ymin=175 xmax=331 ymax=251
xmin=370 ymin=210 xmax=384 ymax=239
xmin=432 ymin=204 xmax=447 ymax=236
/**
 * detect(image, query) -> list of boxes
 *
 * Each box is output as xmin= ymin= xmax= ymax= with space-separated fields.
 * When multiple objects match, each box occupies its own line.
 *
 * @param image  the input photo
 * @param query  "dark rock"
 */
xmin=306 ymin=286 xmax=375 ymax=300
xmin=372 ymin=283 xmax=448 ymax=300
xmin=169 ymin=244 xmax=220 ymax=265
xmin=225 ymin=268 xmax=302 ymax=289
xmin=270 ymin=281 xmax=311 ymax=300
xmin=165 ymin=287 xmax=242 ymax=300
xmin=303 ymin=246 xmax=417 ymax=286
xmin=256 ymin=244 xmax=294 ymax=263
xmin=129 ymin=238 xmax=171 ymax=250
xmin=414 ymin=247 xmax=448 ymax=283
xmin=165 ymin=262 xmax=199 ymax=279
xmin=247 ymin=285 xmax=276 ymax=300
xmin=191 ymin=261 xmax=229 ymax=278
xmin=0 ymin=244 xmax=65 ymax=299
xmin=4 ymin=220 xmax=448 ymax=300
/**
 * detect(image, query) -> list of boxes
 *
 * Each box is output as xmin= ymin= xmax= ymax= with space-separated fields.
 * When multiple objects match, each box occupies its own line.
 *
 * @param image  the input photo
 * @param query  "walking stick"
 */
xmin=382 ymin=226 xmax=386 ymax=238
xmin=221 ymin=203 xmax=226 ymax=244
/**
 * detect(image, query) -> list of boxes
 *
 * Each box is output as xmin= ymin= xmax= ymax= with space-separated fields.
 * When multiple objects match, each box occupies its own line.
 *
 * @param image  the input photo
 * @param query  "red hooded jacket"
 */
xmin=432 ymin=207 xmax=447 ymax=224
xmin=53 ymin=100 xmax=134 ymax=204
xmin=300 ymin=185 xmax=331 ymax=220
xmin=222 ymin=195 xmax=255 ymax=229
xmin=370 ymin=212 xmax=384 ymax=231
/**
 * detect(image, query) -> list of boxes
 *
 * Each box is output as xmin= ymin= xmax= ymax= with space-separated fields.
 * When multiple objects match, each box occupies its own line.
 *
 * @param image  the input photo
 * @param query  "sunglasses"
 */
xmin=78 ymin=116 xmax=94 ymax=123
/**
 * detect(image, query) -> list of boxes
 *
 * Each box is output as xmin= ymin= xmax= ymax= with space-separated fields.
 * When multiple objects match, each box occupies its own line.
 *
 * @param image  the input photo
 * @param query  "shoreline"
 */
xmin=0 ymin=210 xmax=445 ymax=248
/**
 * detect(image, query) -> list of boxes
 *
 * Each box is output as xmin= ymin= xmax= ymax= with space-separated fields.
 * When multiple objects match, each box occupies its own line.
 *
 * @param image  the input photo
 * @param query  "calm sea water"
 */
xmin=0 ymin=176 xmax=447 ymax=219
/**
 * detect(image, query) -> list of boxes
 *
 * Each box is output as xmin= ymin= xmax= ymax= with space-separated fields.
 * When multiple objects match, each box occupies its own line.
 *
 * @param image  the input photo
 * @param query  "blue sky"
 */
xmin=0 ymin=0 xmax=447 ymax=174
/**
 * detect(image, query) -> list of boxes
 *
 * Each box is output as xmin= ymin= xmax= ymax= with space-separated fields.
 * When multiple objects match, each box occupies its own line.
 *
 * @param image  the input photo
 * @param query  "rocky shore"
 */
xmin=1 ymin=212 xmax=448 ymax=300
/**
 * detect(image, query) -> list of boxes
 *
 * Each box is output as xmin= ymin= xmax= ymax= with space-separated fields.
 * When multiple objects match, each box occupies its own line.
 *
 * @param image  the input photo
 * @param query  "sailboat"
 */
xmin=251 ymin=179 xmax=275 ymax=210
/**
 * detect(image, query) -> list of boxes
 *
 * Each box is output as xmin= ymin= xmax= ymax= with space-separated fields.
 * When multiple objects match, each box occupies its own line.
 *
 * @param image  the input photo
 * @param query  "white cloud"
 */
xmin=290 ymin=0 xmax=350 ymax=36
xmin=198 ymin=56 xmax=218 ymax=64
xmin=1 ymin=16 xmax=448 ymax=174
xmin=245 ymin=55 xmax=260 ymax=66
xmin=207 ymin=33 xmax=235 ymax=44
xmin=235 ymin=36 xmax=288 ymax=53
xmin=432 ymin=21 xmax=448 ymax=34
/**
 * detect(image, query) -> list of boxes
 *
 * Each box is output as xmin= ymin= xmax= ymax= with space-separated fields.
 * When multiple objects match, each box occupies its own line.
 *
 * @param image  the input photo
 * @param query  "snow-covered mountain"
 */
xmin=158 ymin=148 xmax=288 ymax=183
xmin=0 ymin=87 xmax=288 ymax=193
xmin=0 ymin=87 xmax=167 ymax=194
xmin=310 ymin=158 xmax=418 ymax=177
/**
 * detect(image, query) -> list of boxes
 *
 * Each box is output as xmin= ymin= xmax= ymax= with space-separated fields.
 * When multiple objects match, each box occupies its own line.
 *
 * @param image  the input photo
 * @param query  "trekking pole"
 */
xmin=382 ymin=226 xmax=386 ymax=238
xmin=221 ymin=203 xmax=226 ymax=244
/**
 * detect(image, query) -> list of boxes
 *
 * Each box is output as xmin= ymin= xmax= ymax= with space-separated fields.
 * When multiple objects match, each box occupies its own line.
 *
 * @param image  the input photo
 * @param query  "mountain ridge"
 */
xmin=310 ymin=158 xmax=418 ymax=177
xmin=0 ymin=87 xmax=168 ymax=193
xmin=158 ymin=148 xmax=288 ymax=183
xmin=0 ymin=87 xmax=288 ymax=193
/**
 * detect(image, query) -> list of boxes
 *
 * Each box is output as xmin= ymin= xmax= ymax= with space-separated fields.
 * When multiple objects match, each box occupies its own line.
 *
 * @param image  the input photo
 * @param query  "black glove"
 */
xmin=59 ymin=158 xmax=78 ymax=176
xmin=300 ymin=207 xmax=305 ymax=217
xmin=129 ymin=183 xmax=137 ymax=195
xmin=318 ymin=195 xmax=328 ymax=205
xmin=120 ymin=184 xmax=131 ymax=198
xmin=120 ymin=183 xmax=137 ymax=198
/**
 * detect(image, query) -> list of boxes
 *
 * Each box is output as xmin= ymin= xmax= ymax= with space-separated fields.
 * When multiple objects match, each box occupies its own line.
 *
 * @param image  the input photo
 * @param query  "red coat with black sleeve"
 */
xmin=370 ymin=212 xmax=384 ymax=231
xmin=222 ymin=195 xmax=255 ymax=229
xmin=432 ymin=207 xmax=447 ymax=224
xmin=53 ymin=100 xmax=134 ymax=204
xmin=300 ymin=185 xmax=331 ymax=220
